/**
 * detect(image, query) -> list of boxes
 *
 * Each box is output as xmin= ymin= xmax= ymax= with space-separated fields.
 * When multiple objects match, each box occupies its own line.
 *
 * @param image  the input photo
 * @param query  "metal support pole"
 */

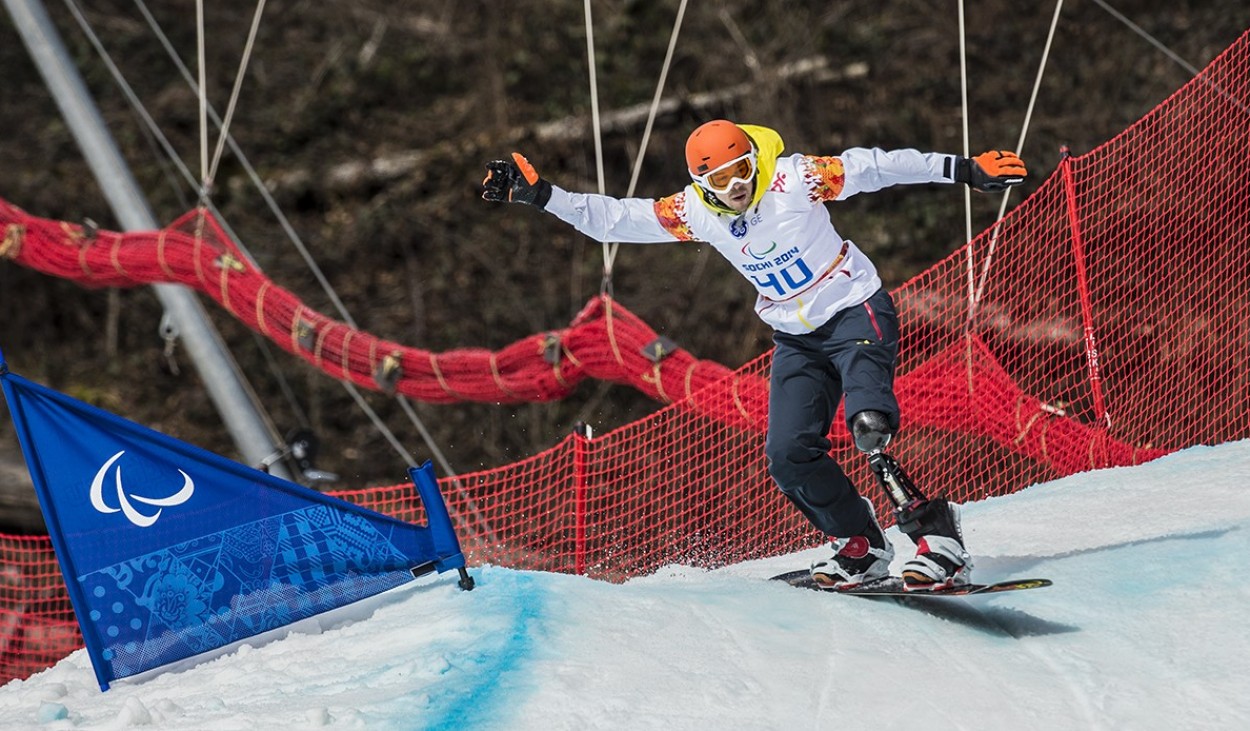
xmin=4 ymin=0 xmax=290 ymax=478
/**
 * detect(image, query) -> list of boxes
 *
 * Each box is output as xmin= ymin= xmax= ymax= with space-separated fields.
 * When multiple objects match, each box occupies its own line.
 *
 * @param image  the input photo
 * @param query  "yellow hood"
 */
xmin=691 ymin=123 xmax=785 ymax=215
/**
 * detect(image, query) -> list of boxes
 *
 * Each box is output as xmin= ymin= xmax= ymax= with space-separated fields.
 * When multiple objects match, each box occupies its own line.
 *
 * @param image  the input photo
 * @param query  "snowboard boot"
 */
xmin=810 ymin=498 xmax=895 ymax=590
xmin=897 ymin=499 xmax=972 ymax=590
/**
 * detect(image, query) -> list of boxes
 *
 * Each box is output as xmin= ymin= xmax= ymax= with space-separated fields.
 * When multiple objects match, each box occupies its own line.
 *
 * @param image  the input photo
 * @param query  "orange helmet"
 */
xmin=685 ymin=120 xmax=754 ymax=177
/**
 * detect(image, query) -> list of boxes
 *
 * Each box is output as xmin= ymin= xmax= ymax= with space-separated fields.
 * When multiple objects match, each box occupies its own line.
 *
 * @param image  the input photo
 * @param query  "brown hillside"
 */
xmin=1 ymin=1 xmax=1247 ymax=532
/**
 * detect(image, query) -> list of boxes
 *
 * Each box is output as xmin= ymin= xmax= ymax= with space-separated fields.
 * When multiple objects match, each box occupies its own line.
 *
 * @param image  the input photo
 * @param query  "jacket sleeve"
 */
xmin=543 ymin=186 xmax=685 ymax=243
xmin=805 ymin=148 xmax=958 ymax=202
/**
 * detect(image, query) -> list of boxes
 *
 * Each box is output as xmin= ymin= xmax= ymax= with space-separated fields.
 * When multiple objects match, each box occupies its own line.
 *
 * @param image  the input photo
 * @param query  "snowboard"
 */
xmin=770 ymin=569 xmax=1052 ymax=597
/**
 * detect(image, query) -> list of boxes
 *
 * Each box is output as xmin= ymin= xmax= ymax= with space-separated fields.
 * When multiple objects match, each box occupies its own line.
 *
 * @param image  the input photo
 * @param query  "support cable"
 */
xmin=957 ymin=0 xmax=972 ymax=246
xmin=132 ymin=0 xmax=341 ymax=300
xmin=1089 ymin=0 xmax=1200 ymax=77
xmin=60 ymin=0 xmax=288 ymax=461
xmin=1089 ymin=0 xmax=1248 ymax=115
xmin=601 ymin=0 xmax=688 ymax=292
xmin=133 ymin=0 xmax=458 ymax=482
xmin=67 ymin=0 xmax=460 ymax=485
xmin=968 ymin=0 xmax=1243 ymax=317
xmin=195 ymin=0 xmax=207 ymax=195
xmin=342 ymin=381 xmax=416 ymax=468
xmin=582 ymin=0 xmax=606 ymax=199
xmin=956 ymin=0 xmax=978 ymax=395
xmin=206 ymin=0 xmax=268 ymax=190
xmin=65 ymin=0 xmax=256 ymax=268
xmin=957 ymin=0 xmax=977 ymax=344
xmin=579 ymin=0 xmax=614 ymax=297
xmin=971 ymin=0 xmax=1065 ymax=313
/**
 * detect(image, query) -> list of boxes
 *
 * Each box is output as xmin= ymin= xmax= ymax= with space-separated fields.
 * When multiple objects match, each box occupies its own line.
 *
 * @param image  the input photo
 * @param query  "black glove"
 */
xmin=482 ymin=152 xmax=552 ymax=208
xmin=955 ymin=150 xmax=1027 ymax=192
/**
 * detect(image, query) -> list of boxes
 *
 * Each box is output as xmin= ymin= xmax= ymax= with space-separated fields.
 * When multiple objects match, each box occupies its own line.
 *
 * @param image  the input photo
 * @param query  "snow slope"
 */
xmin=2 ymin=440 xmax=1248 ymax=731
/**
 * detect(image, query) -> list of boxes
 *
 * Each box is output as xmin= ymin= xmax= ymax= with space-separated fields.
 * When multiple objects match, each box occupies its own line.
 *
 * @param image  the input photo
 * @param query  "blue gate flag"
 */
xmin=0 ymin=348 xmax=466 ymax=691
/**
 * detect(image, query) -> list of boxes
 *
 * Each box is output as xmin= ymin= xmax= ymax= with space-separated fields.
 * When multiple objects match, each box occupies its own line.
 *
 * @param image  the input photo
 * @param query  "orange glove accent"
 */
xmin=512 ymin=152 xmax=540 ymax=185
xmin=973 ymin=150 xmax=1027 ymax=179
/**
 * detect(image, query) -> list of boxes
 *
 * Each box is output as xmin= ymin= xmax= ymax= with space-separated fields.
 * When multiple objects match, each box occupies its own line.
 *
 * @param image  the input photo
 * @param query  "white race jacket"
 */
xmin=543 ymin=126 xmax=957 ymax=333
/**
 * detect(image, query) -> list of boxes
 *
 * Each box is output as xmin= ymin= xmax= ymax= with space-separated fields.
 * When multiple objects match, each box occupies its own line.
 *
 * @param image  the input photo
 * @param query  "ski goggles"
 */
xmin=691 ymin=150 xmax=757 ymax=194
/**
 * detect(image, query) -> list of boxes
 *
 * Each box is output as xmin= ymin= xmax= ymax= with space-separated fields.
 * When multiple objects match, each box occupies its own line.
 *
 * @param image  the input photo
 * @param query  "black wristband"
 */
xmin=953 ymin=157 xmax=972 ymax=185
xmin=531 ymin=179 xmax=553 ymax=209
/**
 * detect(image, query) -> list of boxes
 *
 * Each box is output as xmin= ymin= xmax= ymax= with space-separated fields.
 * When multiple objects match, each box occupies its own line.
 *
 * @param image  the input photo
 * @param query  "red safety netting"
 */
xmin=2 ymin=30 xmax=1247 ymax=684
xmin=0 ymin=202 xmax=735 ymax=407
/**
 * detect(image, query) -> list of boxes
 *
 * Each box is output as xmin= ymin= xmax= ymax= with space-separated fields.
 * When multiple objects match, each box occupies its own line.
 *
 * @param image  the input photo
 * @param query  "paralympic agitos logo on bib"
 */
xmin=742 ymin=241 xmax=777 ymax=260
xmin=89 ymin=450 xmax=196 ymax=528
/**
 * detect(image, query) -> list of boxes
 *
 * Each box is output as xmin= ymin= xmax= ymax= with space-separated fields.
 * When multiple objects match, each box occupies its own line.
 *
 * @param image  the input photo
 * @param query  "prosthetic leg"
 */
xmin=852 ymin=411 xmax=925 ymax=519
xmin=851 ymin=411 xmax=970 ymax=587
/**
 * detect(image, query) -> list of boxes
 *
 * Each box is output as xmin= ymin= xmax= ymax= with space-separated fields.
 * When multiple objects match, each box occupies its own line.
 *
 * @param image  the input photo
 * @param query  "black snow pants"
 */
xmin=764 ymin=287 xmax=900 ymax=538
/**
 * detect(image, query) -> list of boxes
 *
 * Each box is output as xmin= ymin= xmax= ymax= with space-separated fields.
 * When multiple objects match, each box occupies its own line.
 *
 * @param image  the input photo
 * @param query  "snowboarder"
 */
xmin=481 ymin=120 xmax=1026 ymax=590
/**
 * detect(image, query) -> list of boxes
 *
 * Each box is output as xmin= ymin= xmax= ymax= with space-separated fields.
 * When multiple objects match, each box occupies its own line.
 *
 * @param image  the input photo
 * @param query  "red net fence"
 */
xmin=3 ymin=31 xmax=1248 ymax=684
xmin=0 ymin=205 xmax=735 ymax=406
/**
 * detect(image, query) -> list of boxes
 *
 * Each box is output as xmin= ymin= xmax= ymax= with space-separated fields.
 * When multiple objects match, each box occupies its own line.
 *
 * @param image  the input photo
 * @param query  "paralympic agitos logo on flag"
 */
xmin=89 ymin=450 xmax=196 ymax=528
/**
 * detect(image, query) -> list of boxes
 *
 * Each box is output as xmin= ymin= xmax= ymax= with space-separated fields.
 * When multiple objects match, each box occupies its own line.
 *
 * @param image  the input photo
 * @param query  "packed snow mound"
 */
xmin=3 ymin=440 xmax=1249 ymax=730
